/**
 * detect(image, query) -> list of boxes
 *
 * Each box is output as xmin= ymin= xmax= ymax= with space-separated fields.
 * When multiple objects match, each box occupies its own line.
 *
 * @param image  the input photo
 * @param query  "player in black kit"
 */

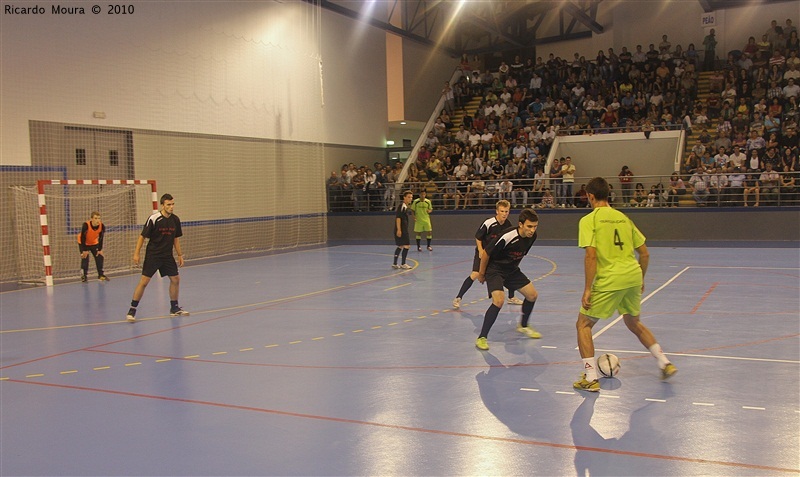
xmin=452 ymin=200 xmax=523 ymax=309
xmin=126 ymin=193 xmax=189 ymax=322
xmin=474 ymin=208 xmax=542 ymax=350
xmin=391 ymin=190 xmax=414 ymax=269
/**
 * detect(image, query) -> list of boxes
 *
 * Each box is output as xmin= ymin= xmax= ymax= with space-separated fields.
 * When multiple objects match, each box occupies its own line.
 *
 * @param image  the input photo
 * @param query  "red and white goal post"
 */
xmin=35 ymin=179 xmax=158 ymax=286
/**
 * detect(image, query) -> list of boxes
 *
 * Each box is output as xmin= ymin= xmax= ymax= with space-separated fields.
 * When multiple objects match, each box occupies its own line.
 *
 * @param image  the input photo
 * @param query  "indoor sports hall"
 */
xmin=2 ymin=1 xmax=799 ymax=476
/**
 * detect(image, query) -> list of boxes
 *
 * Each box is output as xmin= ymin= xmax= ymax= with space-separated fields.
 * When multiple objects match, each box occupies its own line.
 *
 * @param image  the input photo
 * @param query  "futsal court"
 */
xmin=0 ymin=244 xmax=798 ymax=476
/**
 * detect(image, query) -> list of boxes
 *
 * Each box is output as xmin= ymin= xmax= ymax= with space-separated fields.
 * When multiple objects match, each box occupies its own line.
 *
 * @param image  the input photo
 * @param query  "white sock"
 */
xmin=582 ymin=357 xmax=598 ymax=381
xmin=649 ymin=343 xmax=670 ymax=369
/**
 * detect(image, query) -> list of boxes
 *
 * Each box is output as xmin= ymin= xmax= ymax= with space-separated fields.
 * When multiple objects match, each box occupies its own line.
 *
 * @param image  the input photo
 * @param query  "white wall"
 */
xmin=0 ymin=1 xmax=393 ymax=165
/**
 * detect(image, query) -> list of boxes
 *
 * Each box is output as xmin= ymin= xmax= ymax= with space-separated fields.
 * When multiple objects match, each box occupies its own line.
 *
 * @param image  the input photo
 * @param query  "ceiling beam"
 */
xmin=562 ymin=2 xmax=604 ymax=34
xmin=463 ymin=12 xmax=526 ymax=48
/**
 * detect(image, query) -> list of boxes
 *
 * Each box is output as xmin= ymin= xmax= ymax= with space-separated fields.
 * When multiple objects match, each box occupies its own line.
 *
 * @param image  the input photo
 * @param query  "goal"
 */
xmin=12 ymin=180 xmax=158 ymax=286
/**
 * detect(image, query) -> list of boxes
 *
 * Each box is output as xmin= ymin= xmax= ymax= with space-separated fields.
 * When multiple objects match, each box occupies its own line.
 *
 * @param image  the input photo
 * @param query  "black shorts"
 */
xmin=472 ymin=250 xmax=481 ymax=272
xmin=485 ymin=266 xmax=530 ymax=294
xmin=78 ymin=244 xmax=100 ymax=256
xmin=394 ymin=232 xmax=410 ymax=247
xmin=141 ymin=254 xmax=179 ymax=278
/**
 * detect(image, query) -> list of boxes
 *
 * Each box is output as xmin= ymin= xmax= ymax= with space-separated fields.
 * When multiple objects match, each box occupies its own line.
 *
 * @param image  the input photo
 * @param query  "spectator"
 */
xmin=618 ymin=165 xmax=634 ymax=205
xmin=743 ymin=170 xmax=761 ymax=206
xmin=759 ymin=162 xmax=781 ymax=204
xmin=726 ymin=166 xmax=747 ymax=206
xmin=666 ymin=172 xmax=686 ymax=207
xmin=703 ymin=28 xmax=717 ymax=71
xmin=689 ymin=168 xmax=710 ymax=206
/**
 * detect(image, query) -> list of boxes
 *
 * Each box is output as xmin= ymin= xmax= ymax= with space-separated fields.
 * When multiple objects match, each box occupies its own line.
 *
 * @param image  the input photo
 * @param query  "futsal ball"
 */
xmin=597 ymin=353 xmax=620 ymax=378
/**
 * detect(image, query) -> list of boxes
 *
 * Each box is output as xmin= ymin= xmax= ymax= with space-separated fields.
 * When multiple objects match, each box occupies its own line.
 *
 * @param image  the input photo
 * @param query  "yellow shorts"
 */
xmin=580 ymin=285 xmax=641 ymax=320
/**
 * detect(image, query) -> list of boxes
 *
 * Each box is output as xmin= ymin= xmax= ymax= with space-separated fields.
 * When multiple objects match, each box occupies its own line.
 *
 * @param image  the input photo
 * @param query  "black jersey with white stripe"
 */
xmin=141 ymin=212 xmax=183 ymax=257
xmin=394 ymin=203 xmax=411 ymax=235
xmin=485 ymin=228 xmax=538 ymax=271
xmin=475 ymin=217 xmax=515 ymax=250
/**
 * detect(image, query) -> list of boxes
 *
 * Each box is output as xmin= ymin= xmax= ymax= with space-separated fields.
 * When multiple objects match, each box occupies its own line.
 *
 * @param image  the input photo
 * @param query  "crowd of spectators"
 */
xmin=327 ymin=17 xmax=799 ymax=211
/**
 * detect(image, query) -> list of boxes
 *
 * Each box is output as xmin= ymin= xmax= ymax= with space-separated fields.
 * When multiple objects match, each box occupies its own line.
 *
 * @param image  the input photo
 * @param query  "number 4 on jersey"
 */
xmin=614 ymin=229 xmax=624 ymax=250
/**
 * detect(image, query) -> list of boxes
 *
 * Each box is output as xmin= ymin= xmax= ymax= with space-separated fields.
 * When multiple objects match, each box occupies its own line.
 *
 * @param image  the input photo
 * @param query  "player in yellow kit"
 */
xmin=573 ymin=177 xmax=677 ymax=392
xmin=410 ymin=189 xmax=433 ymax=251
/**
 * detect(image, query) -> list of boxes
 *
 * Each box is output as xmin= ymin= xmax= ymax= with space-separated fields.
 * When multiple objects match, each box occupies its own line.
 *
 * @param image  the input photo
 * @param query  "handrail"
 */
xmin=395 ymin=67 xmax=464 ymax=186
xmin=328 ymin=171 xmax=800 ymax=211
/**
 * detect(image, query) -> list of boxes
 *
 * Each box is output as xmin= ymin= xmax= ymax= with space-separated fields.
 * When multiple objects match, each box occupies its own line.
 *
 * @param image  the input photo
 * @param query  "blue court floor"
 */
xmin=1 ymin=244 xmax=798 ymax=476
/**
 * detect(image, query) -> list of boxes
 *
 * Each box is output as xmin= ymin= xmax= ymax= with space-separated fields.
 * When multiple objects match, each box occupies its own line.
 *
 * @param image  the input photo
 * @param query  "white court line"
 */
xmin=583 ymin=266 xmax=692 ymax=347
xmin=582 ymin=264 xmax=800 ymax=348
xmin=595 ymin=348 xmax=799 ymax=364
xmin=520 ymin=388 xmax=540 ymax=392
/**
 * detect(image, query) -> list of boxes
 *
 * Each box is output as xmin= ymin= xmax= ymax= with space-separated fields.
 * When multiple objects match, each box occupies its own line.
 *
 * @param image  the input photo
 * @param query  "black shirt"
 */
xmin=394 ymin=203 xmax=411 ymax=236
xmin=485 ymin=228 xmax=538 ymax=271
xmin=142 ymin=212 xmax=183 ymax=257
xmin=475 ymin=217 xmax=515 ymax=251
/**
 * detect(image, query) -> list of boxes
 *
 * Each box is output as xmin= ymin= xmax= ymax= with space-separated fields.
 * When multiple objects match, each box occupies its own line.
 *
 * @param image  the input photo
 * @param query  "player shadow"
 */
xmin=570 ymin=386 xmax=676 ymax=476
xmin=475 ymin=350 xmax=549 ymax=438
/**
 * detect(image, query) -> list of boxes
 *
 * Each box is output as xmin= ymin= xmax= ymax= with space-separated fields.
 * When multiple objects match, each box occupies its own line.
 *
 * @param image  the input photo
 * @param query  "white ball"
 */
xmin=597 ymin=353 xmax=620 ymax=378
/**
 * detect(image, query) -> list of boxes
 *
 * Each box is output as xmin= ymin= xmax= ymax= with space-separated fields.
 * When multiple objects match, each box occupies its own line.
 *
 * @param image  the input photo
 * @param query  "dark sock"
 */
xmin=456 ymin=277 xmax=474 ymax=299
xmin=520 ymin=299 xmax=536 ymax=327
xmin=393 ymin=247 xmax=401 ymax=264
xmin=401 ymin=248 xmax=408 ymax=263
xmin=170 ymin=300 xmax=179 ymax=309
xmin=508 ymin=288 xmax=515 ymax=299
xmin=416 ymin=238 xmax=421 ymax=248
xmin=130 ymin=300 xmax=139 ymax=308
xmin=426 ymin=238 xmax=431 ymax=247
xmin=479 ymin=304 xmax=501 ymax=338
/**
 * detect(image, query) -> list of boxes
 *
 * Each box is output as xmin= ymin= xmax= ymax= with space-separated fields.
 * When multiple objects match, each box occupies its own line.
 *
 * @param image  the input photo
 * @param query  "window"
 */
xmin=76 ymin=149 xmax=86 ymax=166
xmin=109 ymin=150 xmax=119 ymax=166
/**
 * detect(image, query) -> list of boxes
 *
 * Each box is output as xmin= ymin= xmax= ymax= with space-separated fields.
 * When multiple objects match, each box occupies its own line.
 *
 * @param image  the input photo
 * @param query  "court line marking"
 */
xmin=10 ymin=378 xmax=799 ymax=474
xmin=690 ymin=282 xmax=719 ymax=314
xmin=384 ymin=283 xmax=411 ymax=291
xmin=588 ymin=265 xmax=800 ymax=345
xmin=589 ymin=266 xmax=691 ymax=344
xmin=596 ymin=348 xmax=800 ymax=365
xmin=0 ymin=256 xmax=421 ymax=334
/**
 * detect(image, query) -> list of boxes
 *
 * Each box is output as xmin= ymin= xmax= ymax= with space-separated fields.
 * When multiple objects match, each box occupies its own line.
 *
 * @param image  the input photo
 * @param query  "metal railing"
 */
xmin=327 ymin=172 xmax=800 ymax=212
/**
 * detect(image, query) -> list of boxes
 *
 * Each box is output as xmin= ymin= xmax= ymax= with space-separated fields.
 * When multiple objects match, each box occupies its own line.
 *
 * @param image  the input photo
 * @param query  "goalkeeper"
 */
xmin=411 ymin=189 xmax=434 ymax=251
xmin=77 ymin=211 xmax=108 ymax=282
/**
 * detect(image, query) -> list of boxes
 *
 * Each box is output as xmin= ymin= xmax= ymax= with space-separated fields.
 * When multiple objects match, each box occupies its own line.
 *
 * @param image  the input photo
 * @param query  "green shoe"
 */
xmin=475 ymin=337 xmax=489 ymax=350
xmin=516 ymin=325 xmax=542 ymax=339
xmin=661 ymin=363 xmax=678 ymax=380
xmin=573 ymin=373 xmax=600 ymax=392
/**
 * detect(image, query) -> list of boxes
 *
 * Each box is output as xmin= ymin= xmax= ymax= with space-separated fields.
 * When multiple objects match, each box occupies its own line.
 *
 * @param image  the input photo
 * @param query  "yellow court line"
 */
xmin=384 ymin=282 xmax=412 ymax=291
xmin=3 ymin=254 xmax=558 ymax=380
xmin=1 ymin=257 xmax=421 ymax=334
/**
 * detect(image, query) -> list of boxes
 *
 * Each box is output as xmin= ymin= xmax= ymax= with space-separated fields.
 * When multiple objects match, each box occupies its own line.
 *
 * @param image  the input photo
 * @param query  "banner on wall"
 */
xmin=701 ymin=12 xmax=716 ymax=27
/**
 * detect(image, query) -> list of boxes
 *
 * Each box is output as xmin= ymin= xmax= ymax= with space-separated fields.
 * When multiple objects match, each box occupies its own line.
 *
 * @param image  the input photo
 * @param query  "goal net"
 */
xmin=1 ymin=2 xmax=328 ymax=287
xmin=11 ymin=180 xmax=158 ymax=286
